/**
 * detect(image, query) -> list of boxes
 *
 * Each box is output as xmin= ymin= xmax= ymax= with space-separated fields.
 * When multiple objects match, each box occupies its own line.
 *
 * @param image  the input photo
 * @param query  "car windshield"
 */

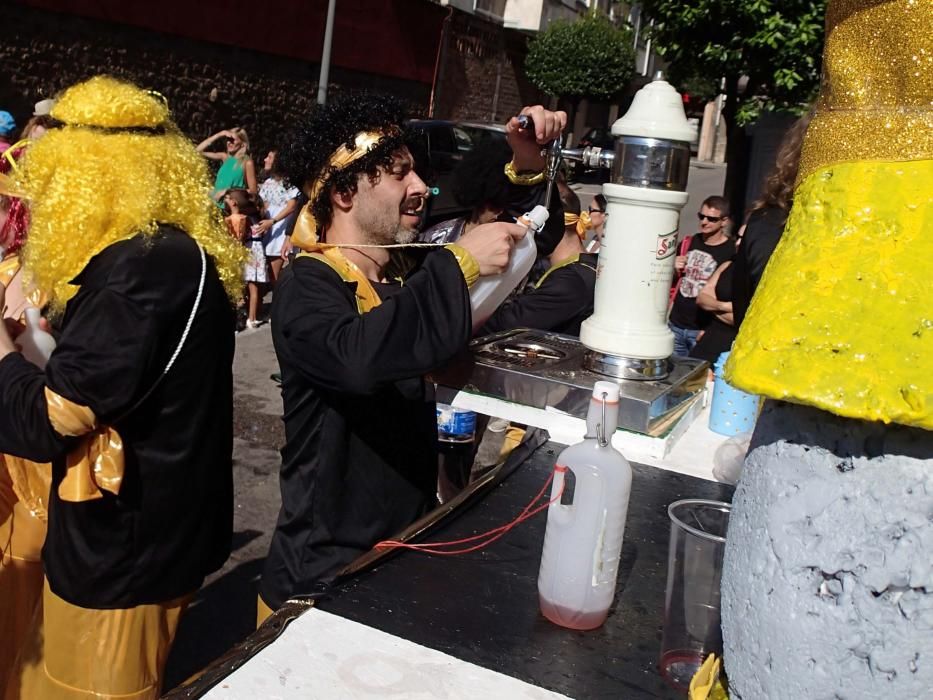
xmin=456 ymin=123 xmax=507 ymax=151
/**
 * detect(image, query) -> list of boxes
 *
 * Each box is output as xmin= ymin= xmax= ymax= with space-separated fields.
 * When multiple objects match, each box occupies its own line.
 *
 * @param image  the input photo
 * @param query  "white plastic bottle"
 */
xmin=470 ymin=204 xmax=549 ymax=328
xmin=18 ymin=307 xmax=56 ymax=370
xmin=538 ymin=380 xmax=633 ymax=630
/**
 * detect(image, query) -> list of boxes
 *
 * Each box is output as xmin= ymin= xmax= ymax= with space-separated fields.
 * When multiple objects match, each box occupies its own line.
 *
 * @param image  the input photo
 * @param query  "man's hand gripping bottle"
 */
xmin=469 ymin=204 xmax=549 ymax=329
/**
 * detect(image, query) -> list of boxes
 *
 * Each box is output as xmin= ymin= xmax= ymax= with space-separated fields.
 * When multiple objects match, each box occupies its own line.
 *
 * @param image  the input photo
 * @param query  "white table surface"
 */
xmin=449 ymin=384 xmax=737 ymax=483
xmin=206 ymin=608 xmax=572 ymax=699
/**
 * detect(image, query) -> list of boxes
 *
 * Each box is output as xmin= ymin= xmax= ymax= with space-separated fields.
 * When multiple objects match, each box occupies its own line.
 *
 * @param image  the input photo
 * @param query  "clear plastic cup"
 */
xmin=659 ymin=499 xmax=731 ymax=690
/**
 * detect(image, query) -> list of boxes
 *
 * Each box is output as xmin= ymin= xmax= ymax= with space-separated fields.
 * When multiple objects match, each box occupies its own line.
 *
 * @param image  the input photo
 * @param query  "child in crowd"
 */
xmin=256 ymin=150 xmax=299 ymax=284
xmin=224 ymin=188 xmax=266 ymax=329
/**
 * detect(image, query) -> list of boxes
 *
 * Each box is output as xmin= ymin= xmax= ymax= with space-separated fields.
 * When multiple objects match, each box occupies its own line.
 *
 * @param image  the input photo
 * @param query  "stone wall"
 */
xmin=0 ymin=3 xmax=432 ymax=162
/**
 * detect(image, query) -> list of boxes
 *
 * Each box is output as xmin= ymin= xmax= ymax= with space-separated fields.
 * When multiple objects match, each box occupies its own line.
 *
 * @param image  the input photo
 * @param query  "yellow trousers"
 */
xmin=4 ymin=582 xmax=192 ymax=700
xmin=0 ymin=465 xmax=46 ymax=694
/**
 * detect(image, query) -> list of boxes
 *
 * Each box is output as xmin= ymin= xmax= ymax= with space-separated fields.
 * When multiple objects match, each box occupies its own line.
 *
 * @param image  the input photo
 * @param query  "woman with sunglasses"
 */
xmin=584 ymin=194 xmax=607 ymax=253
xmin=197 ymin=127 xmax=258 ymax=202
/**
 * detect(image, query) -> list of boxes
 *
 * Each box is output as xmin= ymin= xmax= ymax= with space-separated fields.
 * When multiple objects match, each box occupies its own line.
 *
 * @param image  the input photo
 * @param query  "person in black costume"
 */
xmin=257 ymin=94 xmax=566 ymax=621
xmin=481 ymin=184 xmax=596 ymax=337
xmin=732 ymin=113 xmax=811 ymax=327
xmin=0 ymin=77 xmax=244 ymax=699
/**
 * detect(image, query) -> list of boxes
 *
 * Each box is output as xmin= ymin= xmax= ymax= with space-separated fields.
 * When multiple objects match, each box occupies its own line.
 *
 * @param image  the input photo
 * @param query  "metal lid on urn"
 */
xmin=608 ymin=76 xmax=696 ymax=191
xmin=611 ymin=74 xmax=697 ymax=143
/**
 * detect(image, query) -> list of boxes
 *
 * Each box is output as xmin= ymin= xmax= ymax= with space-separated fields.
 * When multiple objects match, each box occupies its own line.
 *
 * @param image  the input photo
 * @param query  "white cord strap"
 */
xmin=113 ymin=242 xmax=207 ymax=422
xmin=161 ymin=242 xmax=207 ymax=377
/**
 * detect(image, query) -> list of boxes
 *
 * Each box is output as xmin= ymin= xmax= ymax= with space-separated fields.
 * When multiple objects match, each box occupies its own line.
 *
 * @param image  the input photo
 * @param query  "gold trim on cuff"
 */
xmin=445 ymin=244 xmax=480 ymax=288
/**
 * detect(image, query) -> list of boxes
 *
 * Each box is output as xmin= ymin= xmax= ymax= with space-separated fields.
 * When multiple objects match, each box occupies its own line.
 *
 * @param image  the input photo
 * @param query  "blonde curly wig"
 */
xmin=16 ymin=76 xmax=246 ymax=311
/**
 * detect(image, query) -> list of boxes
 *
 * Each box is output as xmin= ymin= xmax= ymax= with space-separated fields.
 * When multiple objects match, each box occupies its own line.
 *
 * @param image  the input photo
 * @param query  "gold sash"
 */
xmin=563 ymin=211 xmax=592 ymax=240
xmin=296 ymin=247 xmax=382 ymax=314
xmin=44 ymin=388 xmax=124 ymax=502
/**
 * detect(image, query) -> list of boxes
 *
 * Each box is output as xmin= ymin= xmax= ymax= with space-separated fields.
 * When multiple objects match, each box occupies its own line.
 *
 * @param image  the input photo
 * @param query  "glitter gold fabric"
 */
xmin=726 ymin=0 xmax=933 ymax=430
xmin=797 ymin=0 xmax=933 ymax=184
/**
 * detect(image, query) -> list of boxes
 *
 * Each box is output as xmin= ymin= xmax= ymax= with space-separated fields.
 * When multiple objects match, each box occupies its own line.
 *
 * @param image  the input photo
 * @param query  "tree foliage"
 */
xmin=525 ymin=13 xmax=636 ymax=104
xmin=641 ymin=0 xmax=826 ymax=124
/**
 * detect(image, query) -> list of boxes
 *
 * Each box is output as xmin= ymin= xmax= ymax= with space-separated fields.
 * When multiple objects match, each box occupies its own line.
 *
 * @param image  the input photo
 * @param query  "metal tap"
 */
xmin=542 ymin=138 xmax=562 ymax=210
xmin=558 ymin=146 xmax=615 ymax=171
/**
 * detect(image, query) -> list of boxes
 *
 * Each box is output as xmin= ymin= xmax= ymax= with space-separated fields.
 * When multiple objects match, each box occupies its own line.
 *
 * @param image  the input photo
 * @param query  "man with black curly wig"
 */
xmin=258 ymin=93 xmax=565 ymax=621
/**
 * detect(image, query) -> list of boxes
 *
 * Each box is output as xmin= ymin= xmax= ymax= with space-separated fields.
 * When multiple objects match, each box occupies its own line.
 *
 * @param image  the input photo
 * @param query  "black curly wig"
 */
xmin=450 ymin=140 xmax=513 ymax=213
xmin=277 ymin=92 xmax=412 ymax=237
xmin=557 ymin=181 xmax=581 ymax=216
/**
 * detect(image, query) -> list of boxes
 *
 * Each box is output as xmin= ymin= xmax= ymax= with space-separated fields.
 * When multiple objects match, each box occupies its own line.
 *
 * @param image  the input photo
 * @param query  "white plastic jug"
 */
xmin=18 ymin=307 xmax=56 ymax=369
xmin=538 ymin=380 xmax=633 ymax=630
xmin=470 ymin=204 xmax=549 ymax=329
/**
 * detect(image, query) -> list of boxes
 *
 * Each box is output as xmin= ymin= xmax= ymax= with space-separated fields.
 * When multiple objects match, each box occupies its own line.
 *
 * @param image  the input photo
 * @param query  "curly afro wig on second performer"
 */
xmin=277 ymin=92 xmax=413 ymax=239
xmin=16 ymin=76 xmax=247 ymax=312
xmin=450 ymin=140 xmax=512 ymax=214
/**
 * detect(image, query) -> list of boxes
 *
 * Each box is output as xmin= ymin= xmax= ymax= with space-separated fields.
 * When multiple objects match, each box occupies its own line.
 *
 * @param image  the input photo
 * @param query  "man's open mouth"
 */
xmin=401 ymin=195 xmax=427 ymax=217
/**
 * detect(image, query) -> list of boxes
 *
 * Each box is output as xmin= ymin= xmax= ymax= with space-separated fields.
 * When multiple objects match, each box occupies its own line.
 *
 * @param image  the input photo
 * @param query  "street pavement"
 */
xmin=162 ymin=158 xmax=727 ymax=690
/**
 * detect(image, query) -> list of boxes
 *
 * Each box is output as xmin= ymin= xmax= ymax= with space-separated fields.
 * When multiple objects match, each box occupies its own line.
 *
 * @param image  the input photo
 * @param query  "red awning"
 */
xmin=16 ymin=0 xmax=446 ymax=85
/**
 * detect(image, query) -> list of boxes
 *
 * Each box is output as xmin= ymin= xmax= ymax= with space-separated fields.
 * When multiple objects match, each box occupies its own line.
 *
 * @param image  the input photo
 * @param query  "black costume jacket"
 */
xmin=0 ymin=227 xmax=235 ymax=608
xmin=732 ymin=206 xmax=788 ymax=328
xmin=481 ymin=252 xmax=598 ymax=337
xmin=260 ymin=249 xmax=473 ymax=608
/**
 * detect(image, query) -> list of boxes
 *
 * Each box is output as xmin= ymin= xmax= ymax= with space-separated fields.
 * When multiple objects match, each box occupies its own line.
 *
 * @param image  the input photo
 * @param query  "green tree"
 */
xmin=641 ymin=0 xmax=826 ymax=212
xmin=525 ymin=12 xmax=636 ymax=129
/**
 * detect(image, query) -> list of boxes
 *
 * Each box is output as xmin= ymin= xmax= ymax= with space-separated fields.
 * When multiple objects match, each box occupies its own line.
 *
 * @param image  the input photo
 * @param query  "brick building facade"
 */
xmin=0 ymin=0 xmax=550 ymax=159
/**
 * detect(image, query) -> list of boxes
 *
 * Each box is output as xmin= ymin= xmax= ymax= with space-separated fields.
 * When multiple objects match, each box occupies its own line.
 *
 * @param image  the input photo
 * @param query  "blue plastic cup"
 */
xmin=708 ymin=351 xmax=760 ymax=437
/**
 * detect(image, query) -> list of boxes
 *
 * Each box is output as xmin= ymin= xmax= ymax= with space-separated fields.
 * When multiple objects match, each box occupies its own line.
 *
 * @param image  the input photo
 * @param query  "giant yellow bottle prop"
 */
xmin=725 ymin=0 xmax=933 ymax=430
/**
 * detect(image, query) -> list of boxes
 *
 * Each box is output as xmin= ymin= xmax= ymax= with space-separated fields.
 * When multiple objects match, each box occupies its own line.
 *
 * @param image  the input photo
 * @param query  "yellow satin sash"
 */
xmin=296 ymin=247 xmax=382 ymax=313
xmin=44 ymin=388 xmax=125 ymax=502
xmin=563 ymin=211 xmax=592 ymax=241
xmin=0 ymin=387 xmax=114 ymax=516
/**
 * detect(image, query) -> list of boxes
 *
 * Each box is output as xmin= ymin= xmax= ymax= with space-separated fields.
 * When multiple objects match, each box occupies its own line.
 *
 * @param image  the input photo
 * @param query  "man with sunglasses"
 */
xmin=668 ymin=195 xmax=735 ymax=356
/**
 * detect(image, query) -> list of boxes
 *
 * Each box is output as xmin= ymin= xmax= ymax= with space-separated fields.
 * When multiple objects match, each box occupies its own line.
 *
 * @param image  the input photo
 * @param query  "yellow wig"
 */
xmin=15 ymin=76 xmax=245 ymax=311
